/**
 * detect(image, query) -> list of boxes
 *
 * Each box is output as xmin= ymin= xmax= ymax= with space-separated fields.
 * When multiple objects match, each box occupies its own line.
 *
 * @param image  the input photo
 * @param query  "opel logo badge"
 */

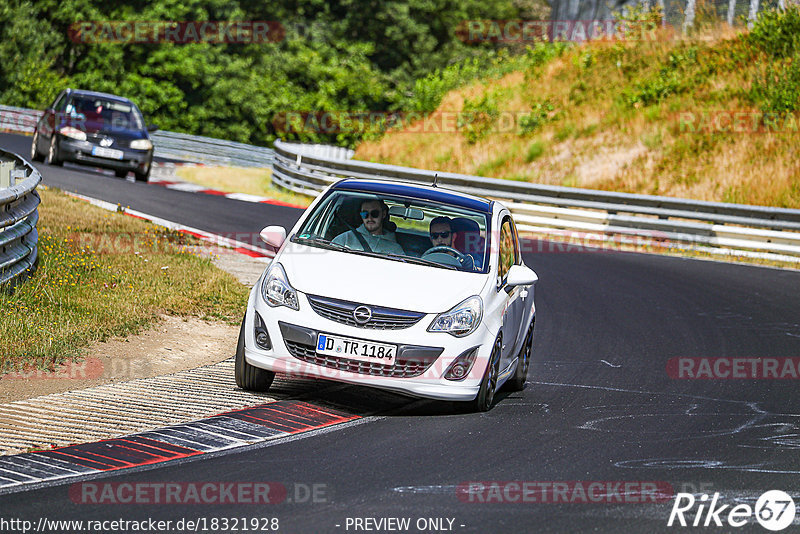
xmin=353 ymin=306 xmax=372 ymax=325
xmin=100 ymin=138 xmax=113 ymax=147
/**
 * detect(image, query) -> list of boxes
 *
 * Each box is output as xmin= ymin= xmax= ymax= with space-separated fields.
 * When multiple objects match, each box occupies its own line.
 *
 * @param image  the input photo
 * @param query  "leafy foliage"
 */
xmin=0 ymin=0 xmax=531 ymax=147
xmin=748 ymin=7 xmax=800 ymax=58
xmin=518 ymin=99 xmax=555 ymax=135
xmin=459 ymin=91 xmax=500 ymax=144
xmin=749 ymin=7 xmax=800 ymax=115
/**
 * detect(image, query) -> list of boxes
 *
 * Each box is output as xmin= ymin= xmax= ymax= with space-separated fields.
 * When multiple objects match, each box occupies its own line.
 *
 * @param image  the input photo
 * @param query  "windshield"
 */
xmin=292 ymin=190 xmax=490 ymax=272
xmin=64 ymin=96 xmax=145 ymax=130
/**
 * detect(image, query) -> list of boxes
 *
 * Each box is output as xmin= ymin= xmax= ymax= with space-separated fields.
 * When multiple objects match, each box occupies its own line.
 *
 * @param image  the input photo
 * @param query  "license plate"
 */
xmin=316 ymin=333 xmax=397 ymax=366
xmin=91 ymin=146 xmax=124 ymax=160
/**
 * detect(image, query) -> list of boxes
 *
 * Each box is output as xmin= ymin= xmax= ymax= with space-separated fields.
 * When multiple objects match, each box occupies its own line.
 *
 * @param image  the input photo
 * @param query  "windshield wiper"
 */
xmin=384 ymin=253 xmax=457 ymax=270
xmin=293 ymin=236 xmax=349 ymax=252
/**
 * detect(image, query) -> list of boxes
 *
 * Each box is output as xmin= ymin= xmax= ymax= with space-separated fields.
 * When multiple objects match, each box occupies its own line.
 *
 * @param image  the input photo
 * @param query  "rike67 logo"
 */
xmin=668 ymin=490 xmax=796 ymax=531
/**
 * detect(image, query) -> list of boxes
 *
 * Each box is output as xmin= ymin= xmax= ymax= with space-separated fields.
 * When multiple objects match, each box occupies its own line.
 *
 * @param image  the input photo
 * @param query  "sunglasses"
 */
xmin=430 ymin=231 xmax=451 ymax=239
xmin=360 ymin=209 xmax=382 ymax=219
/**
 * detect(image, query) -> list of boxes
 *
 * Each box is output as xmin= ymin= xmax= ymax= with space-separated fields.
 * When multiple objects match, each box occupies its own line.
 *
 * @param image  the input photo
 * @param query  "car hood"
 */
xmin=280 ymin=241 xmax=489 ymax=314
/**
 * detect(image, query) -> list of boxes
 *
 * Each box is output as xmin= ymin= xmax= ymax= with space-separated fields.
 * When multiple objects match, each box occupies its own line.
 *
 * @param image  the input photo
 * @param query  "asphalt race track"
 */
xmin=1 ymin=132 xmax=799 ymax=533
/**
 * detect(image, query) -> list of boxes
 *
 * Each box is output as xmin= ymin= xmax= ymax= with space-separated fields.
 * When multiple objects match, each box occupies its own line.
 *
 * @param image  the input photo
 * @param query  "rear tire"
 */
xmin=235 ymin=314 xmax=275 ymax=392
xmin=31 ymin=132 xmax=45 ymax=162
xmin=115 ymin=169 xmax=128 ymax=178
xmin=506 ymin=320 xmax=534 ymax=392
xmin=467 ymin=337 xmax=501 ymax=412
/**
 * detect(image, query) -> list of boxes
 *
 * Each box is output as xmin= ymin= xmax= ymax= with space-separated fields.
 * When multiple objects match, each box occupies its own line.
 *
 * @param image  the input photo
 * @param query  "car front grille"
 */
xmin=284 ymin=340 xmax=435 ymax=378
xmin=306 ymin=295 xmax=425 ymax=330
xmin=86 ymin=134 xmax=129 ymax=148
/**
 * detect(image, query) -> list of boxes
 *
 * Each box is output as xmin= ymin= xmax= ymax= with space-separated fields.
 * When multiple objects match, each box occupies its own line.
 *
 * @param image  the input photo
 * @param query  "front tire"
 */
xmin=235 ymin=314 xmax=275 ymax=392
xmin=46 ymin=136 xmax=62 ymax=166
xmin=506 ymin=320 xmax=534 ymax=392
xmin=31 ymin=131 xmax=45 ymax=162
xmin=134 ymin=161 xmax=151 ymax=182
xmin=468 ymin=337 xmax=501 ymax=412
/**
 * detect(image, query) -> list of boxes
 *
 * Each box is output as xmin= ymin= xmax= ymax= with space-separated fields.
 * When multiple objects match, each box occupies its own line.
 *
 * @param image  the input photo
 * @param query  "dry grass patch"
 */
xmin=0 ymin=187 xmax=250 ymax=373
xmin=355 ymin=17 xmax=800 ymax=209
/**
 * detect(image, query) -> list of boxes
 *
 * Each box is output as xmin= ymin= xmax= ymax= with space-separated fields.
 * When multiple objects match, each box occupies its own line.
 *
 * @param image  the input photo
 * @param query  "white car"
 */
xmin=236 ymin=179 xmax=538 ymax=411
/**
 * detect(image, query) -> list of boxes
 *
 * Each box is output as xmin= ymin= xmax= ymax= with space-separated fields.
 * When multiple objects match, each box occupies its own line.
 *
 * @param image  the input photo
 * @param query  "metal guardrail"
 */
xmin=272 ymin=139 xmax=800 ymax=260
xmin=0 ymin=105 xmax=274 ymax=167
xmin=0 ymin=150 xmax=40 ymax=288
xmin=150 ymin=130 xmax=274 ymax=167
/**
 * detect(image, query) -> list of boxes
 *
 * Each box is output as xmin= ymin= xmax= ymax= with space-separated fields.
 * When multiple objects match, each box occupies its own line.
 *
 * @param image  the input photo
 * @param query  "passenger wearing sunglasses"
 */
xmin=427 ymin=217 xmax=474 ymax=270
xmin=332 ymin=198 xmax=405 ymax=254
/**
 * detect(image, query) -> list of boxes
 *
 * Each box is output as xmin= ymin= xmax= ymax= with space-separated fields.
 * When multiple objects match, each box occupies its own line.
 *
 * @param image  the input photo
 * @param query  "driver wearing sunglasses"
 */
xmin=332 ymin=197 xmax=405 ymax=254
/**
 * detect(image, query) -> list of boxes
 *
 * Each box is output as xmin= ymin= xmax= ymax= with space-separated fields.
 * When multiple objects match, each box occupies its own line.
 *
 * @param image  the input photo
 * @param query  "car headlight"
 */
xmin=261 ymin=263 xmax=299 ymax=310
xmin=58 ymin=126 xmax=86 ymax=141
xmin=130 ymin=139 xmax=153 ymax=150
xmin=428 ymin=295 xmax=483 ymax=337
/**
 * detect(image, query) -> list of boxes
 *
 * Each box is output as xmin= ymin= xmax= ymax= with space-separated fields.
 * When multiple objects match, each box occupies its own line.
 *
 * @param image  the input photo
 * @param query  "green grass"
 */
xmin=525 ymin=140 xmax=546 ymax=162
xmin=0 ymin=187 xmax=249 ymax=374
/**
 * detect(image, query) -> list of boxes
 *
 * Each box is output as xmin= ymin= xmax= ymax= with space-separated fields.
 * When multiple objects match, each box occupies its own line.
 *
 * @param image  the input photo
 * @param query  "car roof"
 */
xmin=66 ymin=89 xmax=133 ymax=104
xmin=332 ymin=179 xmax=494 ymax=213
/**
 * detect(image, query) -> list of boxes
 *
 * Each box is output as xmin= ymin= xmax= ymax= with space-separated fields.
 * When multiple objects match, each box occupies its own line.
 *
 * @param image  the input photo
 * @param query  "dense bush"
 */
xmin=748 ymin=6 xmax=800 ymax=58
xmin=0 ymin=0 xmax=530 ymax=148
xmin=749 ymin=7 xmax=800 ymax=115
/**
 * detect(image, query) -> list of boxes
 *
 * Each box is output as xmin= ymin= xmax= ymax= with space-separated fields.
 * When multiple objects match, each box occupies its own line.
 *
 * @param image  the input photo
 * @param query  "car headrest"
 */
xmin=336 ymin=198 xmax=363 ymax=228
xmin=451 ymin=217 xmax=483 ymax=255
xmin=451 ymin=217 xmax=480 ymax=233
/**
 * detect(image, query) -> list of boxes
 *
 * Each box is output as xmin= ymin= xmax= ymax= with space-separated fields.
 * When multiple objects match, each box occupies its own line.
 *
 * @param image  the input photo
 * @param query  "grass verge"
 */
xmin=175 ymin=166 xmax=314 ymax=207
xmin=0 ymin=186 xmax=250 ymax=373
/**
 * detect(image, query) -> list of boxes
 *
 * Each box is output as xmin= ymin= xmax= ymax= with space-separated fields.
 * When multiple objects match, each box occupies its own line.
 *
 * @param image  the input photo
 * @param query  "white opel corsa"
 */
xmin=236 ymin=179 xmax=538 ymax=411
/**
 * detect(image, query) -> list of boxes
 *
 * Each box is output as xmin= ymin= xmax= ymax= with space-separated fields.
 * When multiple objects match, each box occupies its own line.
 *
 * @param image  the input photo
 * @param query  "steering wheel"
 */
xmin=423 ymin=246 xmax=469 ymax=265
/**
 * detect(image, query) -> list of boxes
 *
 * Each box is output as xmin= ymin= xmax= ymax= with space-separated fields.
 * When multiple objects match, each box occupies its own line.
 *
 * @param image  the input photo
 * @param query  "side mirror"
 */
xmin=260 ymin=225 xmax=286 ymax=249
xmin=506 ymin=264 xmax=538 ymax=288
xmin=147 ymin=124 xmax=159 ymax=132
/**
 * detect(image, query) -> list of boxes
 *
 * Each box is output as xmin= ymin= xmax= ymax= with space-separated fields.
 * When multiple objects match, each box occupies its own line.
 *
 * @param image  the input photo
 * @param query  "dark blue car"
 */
xmin=31 ymin=89 xmax=157 ymax=182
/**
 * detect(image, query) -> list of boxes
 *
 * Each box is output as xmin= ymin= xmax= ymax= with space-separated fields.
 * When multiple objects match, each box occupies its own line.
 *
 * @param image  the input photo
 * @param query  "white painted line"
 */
xmin=226 ymin=192 xmax=271 ymax=203
xmin=163 ymin=182 xmax=208 ymax=192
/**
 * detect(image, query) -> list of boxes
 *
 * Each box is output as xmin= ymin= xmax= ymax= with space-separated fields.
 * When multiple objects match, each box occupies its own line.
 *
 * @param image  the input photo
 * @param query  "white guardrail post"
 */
xmin=271 ymin=139 xmax=800 ymax=262
xmin=0 ymin=150 xmax=41 ymax=289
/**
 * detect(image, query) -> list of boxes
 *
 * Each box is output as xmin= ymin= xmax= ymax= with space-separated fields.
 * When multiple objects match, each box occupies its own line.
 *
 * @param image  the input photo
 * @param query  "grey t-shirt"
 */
xmin=332 ymin=224 xmax=405 ymax=255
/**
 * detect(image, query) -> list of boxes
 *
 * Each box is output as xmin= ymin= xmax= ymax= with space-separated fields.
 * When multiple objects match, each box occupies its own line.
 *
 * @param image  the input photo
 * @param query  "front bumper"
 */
xmin=242 ymin=282 xmax=494 ymax=402
xmin=58 ymin=137 xmax=152 ymax=172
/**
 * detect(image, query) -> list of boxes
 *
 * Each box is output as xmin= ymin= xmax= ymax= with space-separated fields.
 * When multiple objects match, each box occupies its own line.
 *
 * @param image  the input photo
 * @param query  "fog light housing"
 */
xmin=253 ymin=311 xmax=271 ymax=350
xmin=444 ymin=347 xmax=479 ymax=381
